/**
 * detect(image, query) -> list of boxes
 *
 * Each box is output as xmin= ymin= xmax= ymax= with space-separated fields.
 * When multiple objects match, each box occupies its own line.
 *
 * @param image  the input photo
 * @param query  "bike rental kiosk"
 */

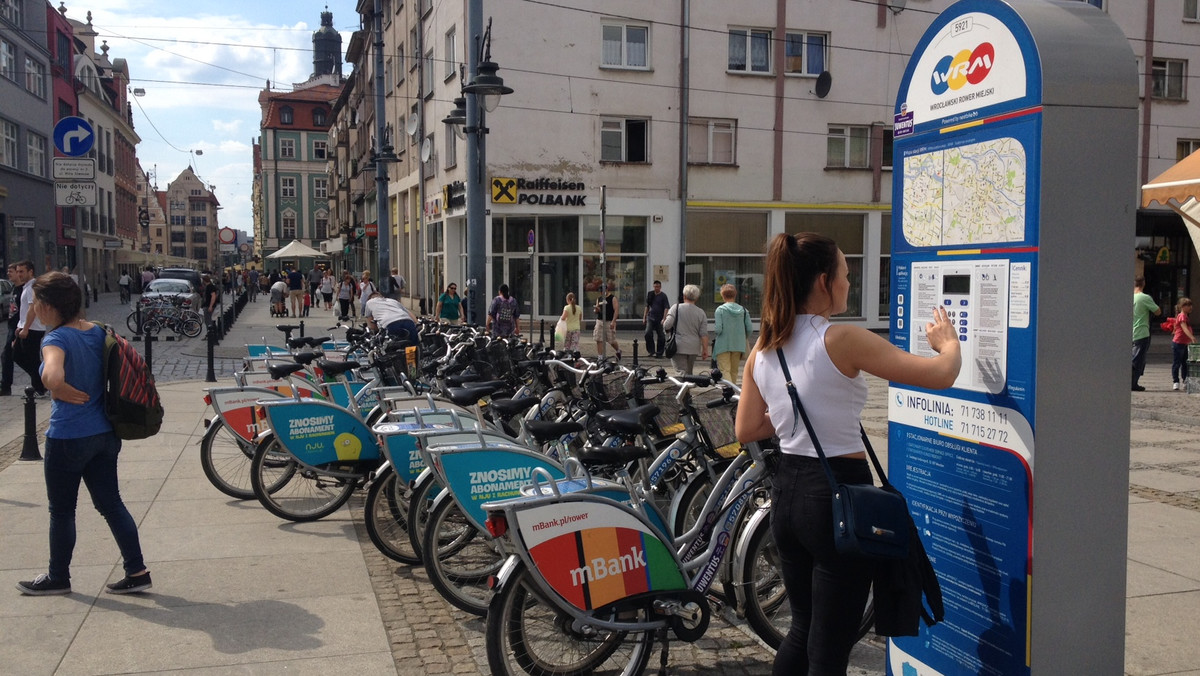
xmin=887 ymin=1 xmax=1136 ymax=673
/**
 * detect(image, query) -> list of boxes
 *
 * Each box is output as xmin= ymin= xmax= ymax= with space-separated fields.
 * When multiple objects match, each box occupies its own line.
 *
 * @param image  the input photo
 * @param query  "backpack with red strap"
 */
xmin=94 ymin=322 xmax=164 ymax=440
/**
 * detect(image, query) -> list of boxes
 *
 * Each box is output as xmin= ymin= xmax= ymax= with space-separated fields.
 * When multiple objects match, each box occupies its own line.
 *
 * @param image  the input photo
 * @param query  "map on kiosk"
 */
xmin=901 ymin=137 xmax=1027 ymax=247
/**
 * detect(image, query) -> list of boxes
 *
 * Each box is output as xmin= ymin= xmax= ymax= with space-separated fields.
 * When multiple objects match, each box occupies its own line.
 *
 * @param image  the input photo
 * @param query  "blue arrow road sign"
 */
xmin=53 ymin=116 xmax=95 ymax=157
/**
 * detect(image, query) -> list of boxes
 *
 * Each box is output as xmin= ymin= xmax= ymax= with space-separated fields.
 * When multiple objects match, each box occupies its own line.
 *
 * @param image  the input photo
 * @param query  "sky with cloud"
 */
xmin=77 ymin=0 xmax=357 ymax=236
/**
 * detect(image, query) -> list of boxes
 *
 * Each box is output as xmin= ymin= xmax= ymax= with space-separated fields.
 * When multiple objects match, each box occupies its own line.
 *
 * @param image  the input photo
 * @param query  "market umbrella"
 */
xmin=266 ymin=240 xmax=325 ymax=259
xmin=1142 ymin=150 xmax=1200 ymax=256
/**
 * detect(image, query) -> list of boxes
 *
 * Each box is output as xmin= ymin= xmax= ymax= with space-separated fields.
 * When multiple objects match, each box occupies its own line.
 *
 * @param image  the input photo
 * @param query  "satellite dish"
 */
xmin=814 ymin=71 xmax=832 ymax=99
xmin=420 ymin=139 xmax=433 ymax=162
xmin=405 ymin=114 xmax=419 ymax=137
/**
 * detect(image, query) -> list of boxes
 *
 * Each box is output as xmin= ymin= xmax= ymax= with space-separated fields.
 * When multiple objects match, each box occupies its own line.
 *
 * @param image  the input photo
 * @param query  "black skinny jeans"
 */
xmin=644 ymin=318 xmax=665 ymax=355
xmin=771 ymin=453 xmax=875 ymax=676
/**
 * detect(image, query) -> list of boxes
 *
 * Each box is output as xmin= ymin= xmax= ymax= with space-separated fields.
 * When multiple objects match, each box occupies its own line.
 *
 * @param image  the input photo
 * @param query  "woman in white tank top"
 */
xmin=735 ymin=233 xmax=960 ymax=675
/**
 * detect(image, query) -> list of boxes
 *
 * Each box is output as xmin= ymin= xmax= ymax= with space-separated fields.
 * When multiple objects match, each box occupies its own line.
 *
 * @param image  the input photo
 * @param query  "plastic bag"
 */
xmin=554 ymin=318 xmax=568 ymax=343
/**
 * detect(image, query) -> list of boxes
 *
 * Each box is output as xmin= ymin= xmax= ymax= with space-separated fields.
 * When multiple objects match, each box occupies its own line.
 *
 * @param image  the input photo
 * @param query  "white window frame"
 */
xmin=26 ymin=132 xmax=45 ymax=177
xmin=0 ymin=0 xmax=21 ymax=27
xmin=600 ymin=117 xmax=650 ymax=164
xmin=601 ymin=23 xmax=649 ymax=70
xmin=314 ymin=177 xmax=328 ymax=200
xmin=687 ymin=118 xmax=736 ymax=165
xmin=281 ymin=212 xmax=297 ymax=239
xmin=280 ymin=176 xmax=296 ymax=199
xmin=784 ymin=30 xmax=828 ymax=77
xmin=1152 ymin=58 xmax=1187 ymax=100
xmin=315 ymin=213 xmax=329 ymax=240
xmin=445 ymin=27 xmax=457 ymax=81
xmin=422 ymin=49 xmax=435 ymax=98
xmin=279 ymin=138 xmax=295 ymax=158
xmin=0 ymin=39 xmax=14 ymax=81
xmin=385 ymin=57 xmax=394 ymax=91
xmin=728 ymin=28 xmax=772 ymax=74
xmin=313 ymin=140 xmax=327 ymax=160
xmin=24 ymin=56 xmax=44 ymax=98
xmin=0 ymin=117 xmax=17 ymax=168
xmin=444 ymin=129 xmax=457 ymax=168
xmin=397 ymin=43 xmax=406 ymax=83
xmin=1188 ymin=0 xmax=1200 ymax=21
xmin=827 ymin=125 xmax=870 ymax=169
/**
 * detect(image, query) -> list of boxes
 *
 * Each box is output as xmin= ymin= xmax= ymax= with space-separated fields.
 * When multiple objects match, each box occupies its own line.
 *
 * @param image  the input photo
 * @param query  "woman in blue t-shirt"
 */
xmin=16 ymin=272 xmax=151 ymax=596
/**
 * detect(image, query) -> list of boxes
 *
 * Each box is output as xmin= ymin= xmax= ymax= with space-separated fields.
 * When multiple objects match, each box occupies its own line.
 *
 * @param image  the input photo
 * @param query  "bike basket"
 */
xmin=693 ymin=388 xmax=739 ymax=458
xmin=584 ymin=370 xmax=630 ymax=410
xmin=647 ymin=383 xmax=683 ymax=437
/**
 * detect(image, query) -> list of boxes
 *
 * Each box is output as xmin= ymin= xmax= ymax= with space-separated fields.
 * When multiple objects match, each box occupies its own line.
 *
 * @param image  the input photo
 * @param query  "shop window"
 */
xmin=685 ymin=211 xmax=768 ymax=316
xmin=786 ymin=212 xmax=866 ymax=317
xmin=879 ymin=213 xmax=892 ymax=319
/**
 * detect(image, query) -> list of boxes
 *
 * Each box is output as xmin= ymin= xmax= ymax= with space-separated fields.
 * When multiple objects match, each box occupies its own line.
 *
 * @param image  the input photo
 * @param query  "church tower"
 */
xmin=312 ymin=8 xmax=342 ymax=78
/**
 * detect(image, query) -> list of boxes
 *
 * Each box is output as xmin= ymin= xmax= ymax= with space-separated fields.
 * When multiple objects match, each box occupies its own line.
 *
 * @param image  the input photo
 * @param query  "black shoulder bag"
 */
xmin=775 ymin=348 xmax=909 ymax=559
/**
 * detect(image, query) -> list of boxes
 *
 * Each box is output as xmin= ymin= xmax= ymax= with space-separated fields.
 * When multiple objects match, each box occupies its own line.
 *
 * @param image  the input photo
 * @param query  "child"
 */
xmin=303 ymin=292 xmax=311 ymax=317
xmin=1172 ymin=298 xmax=1195 ymax=390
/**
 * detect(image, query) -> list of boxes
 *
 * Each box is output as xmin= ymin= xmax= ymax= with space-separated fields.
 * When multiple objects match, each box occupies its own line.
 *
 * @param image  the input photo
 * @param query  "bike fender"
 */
xmin=731 ymin=503 xmax=772 ymax=610
xmin=489 ymin=555 xmax=523 ymax=597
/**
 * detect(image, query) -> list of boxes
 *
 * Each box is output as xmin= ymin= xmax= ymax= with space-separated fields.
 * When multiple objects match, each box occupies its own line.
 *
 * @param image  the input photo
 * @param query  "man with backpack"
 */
xmin=486 ymin=284 xmax=520 ymax=337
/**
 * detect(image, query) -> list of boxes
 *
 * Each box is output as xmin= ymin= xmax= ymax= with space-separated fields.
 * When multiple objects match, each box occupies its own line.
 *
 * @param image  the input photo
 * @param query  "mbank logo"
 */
xmin=930 ymin=43 xmax=995 ymax=95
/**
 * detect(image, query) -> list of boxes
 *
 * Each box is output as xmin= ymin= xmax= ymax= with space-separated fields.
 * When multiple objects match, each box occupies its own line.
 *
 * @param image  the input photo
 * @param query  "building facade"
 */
xmin=334 ymin=0 xmax=1200 ymax=326
xmin=164 ymin=166 xmax=219 ymax=271
xmin=0 ymin=0 xmax=56 ymax=273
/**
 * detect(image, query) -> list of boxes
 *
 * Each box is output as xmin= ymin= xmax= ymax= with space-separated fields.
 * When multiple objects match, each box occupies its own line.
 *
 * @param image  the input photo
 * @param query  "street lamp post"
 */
xmin=444 ymin=11 xmax=512 ymax=326
xmin=371 ymin=0 xmax=395 ymax=296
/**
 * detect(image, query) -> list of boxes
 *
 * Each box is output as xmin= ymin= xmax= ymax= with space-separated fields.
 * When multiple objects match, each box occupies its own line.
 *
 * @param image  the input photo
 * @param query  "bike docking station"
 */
xmin=887 ymin=1 xmax=1135 ymax=674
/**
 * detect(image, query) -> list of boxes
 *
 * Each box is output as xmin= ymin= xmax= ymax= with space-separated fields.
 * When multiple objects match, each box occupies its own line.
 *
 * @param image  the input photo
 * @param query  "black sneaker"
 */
xmin=16 ymin=573 xmax=71 ymax=595
xmin=106 ymin=572 xmax=152 ymax=594
xmin=1132 ymin=384 xmax=1146 ymax=392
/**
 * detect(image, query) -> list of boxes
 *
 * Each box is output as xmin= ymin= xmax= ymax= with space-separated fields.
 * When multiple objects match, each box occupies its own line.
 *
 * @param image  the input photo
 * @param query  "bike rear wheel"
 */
xmin=486 ymin=561 xmax=654 ymax=676
xmin=406 ymin=472 xmax=441 ymax=563
xmin=422 ymin=496 xmax=505 ymax=616
xmin=250 ymin=437 xmax=355 ymax=522
xmin=364 ymin=467 xmax=420 ymax=564
xmin=180 ymin=316 xmax=203 ymax=338
xmin=199 ymin=417 xmax=258 ymax=499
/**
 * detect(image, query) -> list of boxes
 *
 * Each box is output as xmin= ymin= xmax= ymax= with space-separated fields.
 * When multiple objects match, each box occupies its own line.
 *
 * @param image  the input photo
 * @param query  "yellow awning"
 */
xmin=1142 ymin=151 xmax=1200 ymax=256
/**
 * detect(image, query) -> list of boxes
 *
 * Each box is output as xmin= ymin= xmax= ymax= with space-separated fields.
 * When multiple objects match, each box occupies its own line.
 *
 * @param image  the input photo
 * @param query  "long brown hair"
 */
xmin=758 ymin=232 xmax=839 ymax=350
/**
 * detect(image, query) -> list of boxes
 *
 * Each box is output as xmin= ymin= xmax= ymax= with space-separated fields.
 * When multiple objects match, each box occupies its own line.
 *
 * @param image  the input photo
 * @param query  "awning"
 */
xmin=1141 ymin=150 xmax=1200 ymax=255
xmin=266 ymin=239 xmax=325 ymax=259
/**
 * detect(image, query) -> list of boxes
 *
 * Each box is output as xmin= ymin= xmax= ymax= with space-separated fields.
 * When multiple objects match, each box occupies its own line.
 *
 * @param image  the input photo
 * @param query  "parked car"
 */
xmin=0 ymin=279 xmax=12 ymax=320
xmin=156 ymin=268 xmax=204 ymax=294
xmin=140 ymin=278 xmax=201 ymax=310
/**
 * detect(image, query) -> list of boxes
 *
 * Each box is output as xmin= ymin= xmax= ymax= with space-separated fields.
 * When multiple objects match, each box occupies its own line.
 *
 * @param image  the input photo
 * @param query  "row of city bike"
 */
xmin=197 ymin=319 xmax=873 ymax=675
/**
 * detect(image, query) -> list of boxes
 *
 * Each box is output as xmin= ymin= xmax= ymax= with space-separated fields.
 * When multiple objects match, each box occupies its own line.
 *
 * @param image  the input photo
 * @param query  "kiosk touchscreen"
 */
xmin=887 ymin=1 xmax=1135 ymax=674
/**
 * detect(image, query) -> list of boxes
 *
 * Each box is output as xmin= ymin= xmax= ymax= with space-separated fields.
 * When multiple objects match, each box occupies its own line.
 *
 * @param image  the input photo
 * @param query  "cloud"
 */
xmin=212 ymin=119 xmax=243 ymax=135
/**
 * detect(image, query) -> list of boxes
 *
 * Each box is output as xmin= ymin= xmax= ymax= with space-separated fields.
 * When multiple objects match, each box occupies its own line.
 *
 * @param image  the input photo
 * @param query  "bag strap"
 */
xmin=774 ymin=348 xmax=892 ymax=490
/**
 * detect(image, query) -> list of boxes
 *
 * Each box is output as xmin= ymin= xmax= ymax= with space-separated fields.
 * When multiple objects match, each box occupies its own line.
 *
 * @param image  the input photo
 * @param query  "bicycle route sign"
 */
xmin=54 ymin=181 xmax=97 ymax=207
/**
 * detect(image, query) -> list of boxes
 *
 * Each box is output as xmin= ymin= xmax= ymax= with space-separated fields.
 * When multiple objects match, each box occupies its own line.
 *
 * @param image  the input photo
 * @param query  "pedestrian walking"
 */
xmin=1 ymin=263 xmax=19 ymax=396
xmin=1133 ymin=276 xmax=1162 ymax=391
xmin=487 ymin=284 xmax=520 ymax=337
xmin=118 ymin=272 xmax=132 ymax=304
xmin=1171 ymin=298 xmax=1195 ymax=391
xmin=662 ymin=284 xmax=708 ymax=375
xmin=593 ymin=281 xmax=620 ymax=359
xmin=643 ymin=280 xmax=670 ymax=358
xmin=359 ymin=270 xmax=377 ymax=316
xmin=16 ymin=271 xmax=151 ymax=596
xmin=320 ymin=270 xmax=335 ymax=311
xmin=713 ymin=284 xmax=753 ymax=383
xmin=435 ymin=282 xmax=462 ymax=324
xmin=13 ymin=260 xmax=48 ymax=396
xmin=559 ymin=292 xmax=582 ymax=351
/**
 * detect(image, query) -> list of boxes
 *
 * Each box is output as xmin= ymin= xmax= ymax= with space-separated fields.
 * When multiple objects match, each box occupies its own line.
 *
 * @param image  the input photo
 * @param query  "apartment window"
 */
xmin=1074 ymin=0 xmax=1104 ymax=8
xmin=281 ymin=176 xmax=296 ymax=198
xmin=314 ymin=177 xmax=328 ymax=199
xmin=313 ymin=140 xmax=327 ymax=160
xmin=192 ymin=231 xmax=207 ymax=243
xmin=602 ymin=23 xmax=648 ymax=69
xmin=280 ymin=138 xmax=295 ymax=158
xmin=385 ymin=57 xmax=394 ymax=91
xmin=170 ymin=216 xmax=186 ymax=225
xmin=444 ymin=129 xmax=457 ymax=168
xmin=687 ymin=118 xmax=736 ymax=165
xmin=601 ymin=118 xmax=649 ymax=163
xmin=193 ymin=247 xmax=207 ymax=261
xmin=314 ymin=108 xmax=327 ymax=126
xmin=882 ymin=129 xmax=894 ymax=170
xmin=282 ymin=214 xmax=297 ymax=239
xmin=24 ymin=57 xmax=45 ymax=98
xmin=1178 ymin=139 xmax=1200 ymax=161
xmin=171 ymin=231 xmax=186 ymax=243
xmin=0 ymin=118 xmax=16 ymax=168
xmin=55 ymin=32 xmax=70 ymax=71
xmin=409 ymin=28 xmax=419 ymax=70
xmin=0 ymin=39 xmax=14 ymax=81
xmin=445 ymin=27 xmax=457 ymax=80
xmin=190 ymin=201 xmax=206 ymax=211
xmin=280 ymin=106 xmax=294 ymax=124
xmin=1188 ymin=0 xmax=1200 ymax=20
xmin=0 ymin=0 xmax=21 ymax=27
xmin=785 ymin=31 xmax=828 ymax=76
xmin=423 ymin=132 xmax=436 ymax=171
xmin=827 ymin=125 xmax=870 ymax=168
xmin=26 ymin=132 xmax=46 ymax=176
xmin=422 ymin=50 xmax=434 ymax=97
xmin=315 ymin=216 xmax=328 ymax=240
xmin=1152 ymin=59 xmax=1187 ymax=100
xmin=398 ymin=43 xmax=406 ymax=82
xmin=729 ymin=28 xmax=771 ymax=73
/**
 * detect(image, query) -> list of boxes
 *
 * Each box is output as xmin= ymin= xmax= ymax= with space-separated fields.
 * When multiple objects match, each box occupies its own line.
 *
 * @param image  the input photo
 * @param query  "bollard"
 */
xmin=633 ymin=340 xmax=639 ymax=367
xmin=20 ymin=387 xmax=41 ymax=461
xmin=144 ymin=334 xmax=156 ymax=373
xmin=133 ymin=302 xmax=143 ymax=338
xmin=93 ymin=285 xmax=99 ymax=303
xmin=550 ymin=325 xmax=556 ymax=351
xmin=206 ymin=327 xmax=217 ymax=383
xmin=299 ymin=321 xmax=305 ymax=338
xmin=540 ymin=319 xmax=546 ymax=345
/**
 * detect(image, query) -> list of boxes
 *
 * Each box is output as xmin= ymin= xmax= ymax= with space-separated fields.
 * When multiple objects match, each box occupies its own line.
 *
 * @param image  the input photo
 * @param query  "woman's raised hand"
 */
xmin=924 ymin=306 xmax=960 ymax=354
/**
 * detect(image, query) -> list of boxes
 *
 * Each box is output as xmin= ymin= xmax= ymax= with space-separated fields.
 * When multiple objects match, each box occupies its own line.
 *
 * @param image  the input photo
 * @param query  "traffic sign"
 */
xmin=53 ymin=116 xmax=95 ymax=157
xmin=218 ymin=227 xmax=237 ymax=244
xmin=52 ymin=157 xmax=95 ymax=180
xmin=55 ymin=181 xmax=97 ymax=207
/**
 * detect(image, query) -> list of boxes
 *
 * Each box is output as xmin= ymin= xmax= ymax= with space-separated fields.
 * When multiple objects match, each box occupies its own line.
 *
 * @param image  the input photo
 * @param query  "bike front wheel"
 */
xmin=364 ymin=467 xmax=420 ymax=564
xmin=486 ymin=561 xmax=654 ymax=676
xmin=249 ymin=437 xmax=354 ymax=522
xmin=180 ymin=316 xmax=204 ymax=338
xmin=199 ymin=417 xmax=257 ymax=499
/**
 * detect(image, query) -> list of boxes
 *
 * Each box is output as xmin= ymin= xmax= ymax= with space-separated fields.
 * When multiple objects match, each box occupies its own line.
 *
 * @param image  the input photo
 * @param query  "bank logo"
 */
xmin=930 ymin=42 xmax=994 ymax=95
xmin=492 ymin=177 xmax=517 ymax=203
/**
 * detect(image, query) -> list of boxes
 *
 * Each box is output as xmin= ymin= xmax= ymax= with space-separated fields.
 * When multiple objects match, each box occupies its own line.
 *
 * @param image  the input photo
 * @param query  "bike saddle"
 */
xmin=292 ymin=351 xmax=320 ymax=365
xmin=594 ymin=404 xmax=661 ymax=436
xmin=307 ymin=335 xmax=332 ymax=346
xmin=287 ymin=337 xmax=310 ymax=349
xmin=276 ymin=324 xmax=301 ymax=333
xmin=445 ymin=382 xmax=508 ymax=406
xmin=576 ymin=443 xmax=654 ymax=466
xmin=445 ymin=373 xmax=483 ymax=387
xmin=489 ymin=396 xmax=540 ymax=418
xmin=267 ymin=362 xmax=307 ymax=379
xmin=524 ymin=420 xmax=584 ymax=444
xmin=319 ymin=359 xmax=361 ymax=376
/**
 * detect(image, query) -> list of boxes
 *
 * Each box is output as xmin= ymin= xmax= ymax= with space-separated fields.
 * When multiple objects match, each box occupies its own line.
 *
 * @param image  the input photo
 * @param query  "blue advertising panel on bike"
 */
xmin=439 ymin=448 xmax=565 ymax=529
xmin=889 ymin=1 xmax=1039 ymax=673
xmin=261 ymin=400 xmax=380 ymax=465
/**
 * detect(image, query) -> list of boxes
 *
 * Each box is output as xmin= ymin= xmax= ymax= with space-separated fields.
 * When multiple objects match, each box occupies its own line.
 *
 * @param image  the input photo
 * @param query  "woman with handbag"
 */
xmin=734 ymin=233 xmax=960 ymax=675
